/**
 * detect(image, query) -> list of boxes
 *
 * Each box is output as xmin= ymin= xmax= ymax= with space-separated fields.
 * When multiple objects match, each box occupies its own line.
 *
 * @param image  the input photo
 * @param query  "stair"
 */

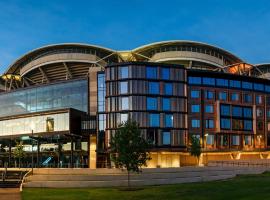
xmin=0 ymin=169 xmax=29 ymax=188
xmin=23 ymin=167 xmax=268 ymax=188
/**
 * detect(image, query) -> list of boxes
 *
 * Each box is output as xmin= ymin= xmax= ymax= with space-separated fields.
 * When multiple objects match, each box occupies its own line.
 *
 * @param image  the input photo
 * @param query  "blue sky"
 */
xmin=0 ymin=0 xmax=270 ymax=74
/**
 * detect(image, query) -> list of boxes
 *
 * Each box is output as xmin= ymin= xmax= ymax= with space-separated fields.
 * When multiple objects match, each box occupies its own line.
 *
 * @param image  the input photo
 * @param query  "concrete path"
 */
xmin=0 ymin=188 xmax=21 ymax=200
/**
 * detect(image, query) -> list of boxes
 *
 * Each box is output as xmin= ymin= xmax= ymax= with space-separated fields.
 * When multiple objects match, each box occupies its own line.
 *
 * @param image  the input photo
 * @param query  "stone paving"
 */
xmin=0 ymin=189 xmax=21 ymax=200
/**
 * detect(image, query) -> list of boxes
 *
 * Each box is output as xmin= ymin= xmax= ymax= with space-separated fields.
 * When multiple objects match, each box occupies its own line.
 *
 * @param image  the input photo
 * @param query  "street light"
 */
xmin=258 ymin=135 xmax=262 ymax=152
xmin=204 ymin=133 xmax=209 ymax=150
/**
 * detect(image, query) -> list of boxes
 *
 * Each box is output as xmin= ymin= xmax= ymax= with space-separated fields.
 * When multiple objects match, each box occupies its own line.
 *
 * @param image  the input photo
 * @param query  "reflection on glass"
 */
xmin=162 ymin=132 xmax=171 ymax=145
xmin=46 ymin=117 xmax=54 ymax=132
xmin=121 ymin=97 xmax=129 ymax=110
xmin=0 ymin=113 xmax=69 ymax=136
xmin=0 ymin=79 xmax=88 ymax=117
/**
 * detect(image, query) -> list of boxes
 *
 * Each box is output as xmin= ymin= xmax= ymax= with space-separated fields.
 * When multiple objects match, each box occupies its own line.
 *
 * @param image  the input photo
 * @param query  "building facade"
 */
xmin=1 ymin=41 xmax=270 ymax=168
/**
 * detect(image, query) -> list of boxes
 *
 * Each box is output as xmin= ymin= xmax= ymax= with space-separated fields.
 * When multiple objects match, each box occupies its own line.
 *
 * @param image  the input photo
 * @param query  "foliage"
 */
xmin=189 ymin=136 xmax=201 ymax=165
xmin=110 ymin=119 xmax=152 ymax=187
xmin=13 ymin=140 xmax=25 ymax=168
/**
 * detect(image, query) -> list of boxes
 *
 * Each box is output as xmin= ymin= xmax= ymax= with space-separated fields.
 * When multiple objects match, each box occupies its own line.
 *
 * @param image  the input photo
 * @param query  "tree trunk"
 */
xmin=127 ymin=170 xmax=130 ymax=188
xmin=19 ymin=158 xmax=21 ymax=168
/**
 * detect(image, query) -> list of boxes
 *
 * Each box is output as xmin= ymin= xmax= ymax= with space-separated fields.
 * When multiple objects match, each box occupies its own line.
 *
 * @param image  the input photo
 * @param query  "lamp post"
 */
xmin=31 ymin=129 xmax=34 ymax=174
xmin=30 ymin=122 xmax=34 ymax=174
xmin=205 ymin=133 xmax=209 ymax=150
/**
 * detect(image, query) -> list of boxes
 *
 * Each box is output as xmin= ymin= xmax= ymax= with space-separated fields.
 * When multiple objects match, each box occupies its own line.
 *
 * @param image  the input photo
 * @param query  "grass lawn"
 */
xmin=22 ymin=172 xmax=270 ymax=200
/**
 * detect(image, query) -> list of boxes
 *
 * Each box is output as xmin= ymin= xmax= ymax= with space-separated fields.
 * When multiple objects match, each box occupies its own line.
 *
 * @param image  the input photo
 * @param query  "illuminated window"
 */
xmin=46 ymin=117 xmax=54 ymax=132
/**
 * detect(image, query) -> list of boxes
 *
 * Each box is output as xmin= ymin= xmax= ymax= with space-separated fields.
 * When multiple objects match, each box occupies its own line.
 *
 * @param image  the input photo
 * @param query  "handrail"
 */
xmin=20 ymin=170 xmax=32 ymax=192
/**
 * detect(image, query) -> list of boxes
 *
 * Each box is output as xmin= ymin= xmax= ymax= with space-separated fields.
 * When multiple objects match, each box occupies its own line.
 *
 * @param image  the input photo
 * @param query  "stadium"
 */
xmin=1 ymin=40 xmax=270 ymax=168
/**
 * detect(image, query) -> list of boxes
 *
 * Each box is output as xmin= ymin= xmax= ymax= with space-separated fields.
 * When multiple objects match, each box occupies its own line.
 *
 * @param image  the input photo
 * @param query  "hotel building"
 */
xmin=0 ymin=41 xmax=270 ymax=168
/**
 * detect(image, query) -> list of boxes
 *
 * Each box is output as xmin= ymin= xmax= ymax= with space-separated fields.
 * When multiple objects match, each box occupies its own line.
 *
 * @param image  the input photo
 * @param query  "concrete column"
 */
xmin=89 ymin=135 xmax=97 ymax=169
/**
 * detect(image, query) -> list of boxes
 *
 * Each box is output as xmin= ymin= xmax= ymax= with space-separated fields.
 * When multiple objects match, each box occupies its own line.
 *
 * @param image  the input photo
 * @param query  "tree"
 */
xmin=110 ymin=119 xmax=152 ymax=188
xmin=13 ymin=141 xmax=25 ymax=168
xmin=189 ymin=136 xmax=201 ymax=166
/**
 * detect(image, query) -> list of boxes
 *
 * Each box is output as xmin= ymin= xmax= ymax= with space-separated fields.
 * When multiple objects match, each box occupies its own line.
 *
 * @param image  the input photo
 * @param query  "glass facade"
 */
xmin=0 ymin=79 xmax=88 ymax=118
xmin=147 ymin=97 xmax=158 ymax=110
xmin=191 ymin=90 xmax=200 ymax=98
xmin=191 ymin=105 xmax=200 ymax=113
xmin=146 ymin=67 xmax=157 ymax=79
xmin=106 ymin=63 xmax=187 ymax=149
xmin=149 ymin=82 xmax=159 ymax=94
xmin=0 ymin=112 xmax=69 ymax=137
xmin=149 ymin=114 xmax=160 ymax=127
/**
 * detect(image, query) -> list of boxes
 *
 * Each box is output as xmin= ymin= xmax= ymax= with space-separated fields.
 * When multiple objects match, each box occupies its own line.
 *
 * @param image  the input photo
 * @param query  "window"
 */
xmin=221 ymin=118 xmax=231 ymax=129
xmin=147 ymin=97 xmax=157 ymax=110
xmin=162 ymin=132 xmax=171 ymax=145
xmin=267 ymin=109 xmax=270 ymax=118
xmin=146 ymin=67 xmax=157 ymax=79
xmin=161 ymin=68 xmax=170 ymax=80
xmin=244 ymin=135 xmax=252 ymax=145
xmin=230 ymin=80 xmax=241 ymax=88
xmin=220 ymin=104 xmax=230 ymax=116
xmin=149 ymin=114 xmax=160 ymax=127
xmin=244 ymin=120 xmax=252 ymax=131
xmin=205 ymin=119 xmax=214 ymax=129
xmin=206 ymin=135 xmax=215 ymax=145
xmin=188 ymin=77 xmax=201 ymax=85
xmin=119 ymin=81 xmax=128 ymax=94
xmin=219 ymin=92 xmax=227 ymax=101
xmin=256 ymin=95 xmax=263 ymax=104
xmin=191 ymin=105 xmax=200 ymax=113
xmin=120 ymin=66 xmax=129 ymax=79
xmin=191 ymin=119 xmax=200 ymax=128
xmin=205 ymin=91 xmax=215 ymax=100
xmin=257 ymin=121 xmax=263 ymax=130
xmin=203 ymin=77 xmax=215 ymax=86
xmin=232 ymin=106 xmax=242 ymax=117
xmin=220 ymin=135 xmax=228 ymax=146
xmin=231 ymin=93 xmax=239 ymax=101
xmin=120 ymin=113 xmax=128 ymax=123
xmin=191 ymin=90 xmax=200 ymax=98
xmin=164 ymin=83 xmax=173 ymax=95
xmin=232 ymin=119 xmax=243 ymax=130
xmin=121 ymin=97 xmax=129 ymax=110
xmin=254 ymin=83 xmax=264 ymax=91
xmin=256 ymin=108 xmax=263 ymax=117
xmin=205 ymin=105 xmax=214 ymax=113
xmin=216 ymin=79 xmax=228 ymax=87
xmin=243 ymin=107 xmax=252 ymax=118
xmin=265 ymin=85 xmax=270 ymax=93
xmin=162 ymin=98 xmax=171 ymax=111
xmin=243 ymin=93 xmax=252 ymax=103
xmin=149 ymin=82 xmax=159 ymax=94
xmin=232 ymin=135 xmax=240 ymax=145
xmin=164 ymin=114 xmax=173 ymax=127
xmin=242 ymin=82 xmax=253 ymax=90
xmin=46 ymin=117 xmax=54 ymax=132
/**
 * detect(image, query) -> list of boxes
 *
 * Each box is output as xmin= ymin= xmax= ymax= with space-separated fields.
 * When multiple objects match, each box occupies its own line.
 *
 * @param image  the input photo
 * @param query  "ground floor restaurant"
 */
xmin=0 ymin=134 xmax=90 ymax=168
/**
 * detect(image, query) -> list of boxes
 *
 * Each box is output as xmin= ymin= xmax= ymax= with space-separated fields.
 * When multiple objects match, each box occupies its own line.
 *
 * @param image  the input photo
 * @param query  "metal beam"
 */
xmin=63 ymin=62 xmax=73 ymax=79
xmin=38 ymin=67 xmax=50 ymax=83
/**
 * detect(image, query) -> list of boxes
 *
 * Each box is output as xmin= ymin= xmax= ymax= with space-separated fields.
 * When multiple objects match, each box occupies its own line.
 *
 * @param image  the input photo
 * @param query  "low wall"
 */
xmin=147 ymin=151 xmax=270 ymax=168
xmin=24 ymin=166 xmax=269 ymax=188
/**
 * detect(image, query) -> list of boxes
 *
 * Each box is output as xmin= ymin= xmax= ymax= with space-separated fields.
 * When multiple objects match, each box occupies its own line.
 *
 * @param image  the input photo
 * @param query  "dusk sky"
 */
xmin=1 ymin=0 xmax=270 ymax=74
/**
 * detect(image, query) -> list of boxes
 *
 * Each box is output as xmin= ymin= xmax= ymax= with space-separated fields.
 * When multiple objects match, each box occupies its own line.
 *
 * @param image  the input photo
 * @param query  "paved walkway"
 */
xmin=0 ymin=189 xmax=21 ymax=200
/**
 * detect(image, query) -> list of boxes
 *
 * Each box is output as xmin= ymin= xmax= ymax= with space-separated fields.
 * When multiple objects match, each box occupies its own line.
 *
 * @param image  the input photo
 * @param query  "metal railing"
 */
xmin=209 ymin=160 xmax=270 ymax=167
